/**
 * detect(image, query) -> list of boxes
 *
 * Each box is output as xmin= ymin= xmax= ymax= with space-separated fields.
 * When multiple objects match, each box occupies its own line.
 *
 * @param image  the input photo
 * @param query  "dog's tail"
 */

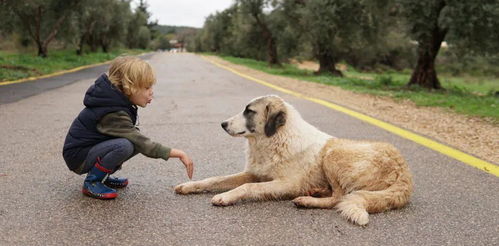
xmin=335 ymin=172 xmax=413 ymax=226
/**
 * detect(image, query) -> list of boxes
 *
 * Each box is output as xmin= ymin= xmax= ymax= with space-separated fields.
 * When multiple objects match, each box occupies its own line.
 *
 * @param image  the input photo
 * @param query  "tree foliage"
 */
xmin=398 ymin=0 xmax=499 ymax=89
xmin=238 ymin=0 xmax=280 ymax=65
xmin=192 ymin=0 xmax=499 ymax=89
xmin=297 ymin=0 xmax=370 ymax=75
xmin=2 ymin=0 xmax=82 ymax=57
xmin=64 ymin=0 xmax=131 ymax=54
xmin=0 ymin=0 xmax=157 ymax=57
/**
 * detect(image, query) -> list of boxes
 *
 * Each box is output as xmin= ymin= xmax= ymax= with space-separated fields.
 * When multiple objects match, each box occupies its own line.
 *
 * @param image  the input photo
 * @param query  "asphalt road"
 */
xmin=0 ymin=52 xmax=497 ymax=246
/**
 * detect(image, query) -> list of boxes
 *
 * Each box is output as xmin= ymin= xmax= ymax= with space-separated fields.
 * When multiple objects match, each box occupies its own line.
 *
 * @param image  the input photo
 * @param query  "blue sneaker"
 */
xmin=104 ymin=176 xmax=129 ymax=188
xmin=82 ymin=162 xmax=118 ymax=200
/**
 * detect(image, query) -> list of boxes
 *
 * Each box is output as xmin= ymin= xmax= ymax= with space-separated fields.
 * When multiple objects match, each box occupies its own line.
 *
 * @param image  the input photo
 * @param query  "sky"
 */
xmin=133 ymin=0 xmax=235 ymax=28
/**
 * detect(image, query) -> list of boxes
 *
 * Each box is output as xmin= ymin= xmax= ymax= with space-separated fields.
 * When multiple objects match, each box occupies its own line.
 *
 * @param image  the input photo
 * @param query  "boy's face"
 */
xmin=130 ymin=86 xmax=153 ymax=107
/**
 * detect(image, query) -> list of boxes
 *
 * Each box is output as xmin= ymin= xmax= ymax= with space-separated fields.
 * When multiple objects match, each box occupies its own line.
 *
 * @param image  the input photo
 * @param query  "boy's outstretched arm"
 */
xmin=169 ymin=148 xmax=194 ymax=179
xmin=96 ymin=111 xmax=194 ymax=179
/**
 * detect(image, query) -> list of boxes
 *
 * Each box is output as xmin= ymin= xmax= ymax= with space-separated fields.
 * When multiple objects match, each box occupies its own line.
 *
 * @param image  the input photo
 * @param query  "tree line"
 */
xmin=0 ymin=0 xmax=162 ymax=57
xmin=190 ymin=0 xmax=499 ymax=89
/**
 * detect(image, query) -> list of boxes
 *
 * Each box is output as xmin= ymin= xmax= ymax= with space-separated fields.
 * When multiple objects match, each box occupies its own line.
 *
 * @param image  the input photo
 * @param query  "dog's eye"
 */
xmin=244 ymin=108 xmax=256 ymax=115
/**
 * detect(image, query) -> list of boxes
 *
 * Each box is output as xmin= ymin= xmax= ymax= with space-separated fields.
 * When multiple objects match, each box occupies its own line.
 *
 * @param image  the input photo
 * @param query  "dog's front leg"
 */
xmin=211 ymin=181 xmax=297 ymax=206
xmin=175 ymin=172 xmax=256 ymax=194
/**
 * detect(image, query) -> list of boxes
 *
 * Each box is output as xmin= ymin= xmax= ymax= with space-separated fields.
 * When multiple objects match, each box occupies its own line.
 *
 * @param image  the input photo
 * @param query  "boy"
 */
xmin=63 ymin=56 xmax=193 ymax=200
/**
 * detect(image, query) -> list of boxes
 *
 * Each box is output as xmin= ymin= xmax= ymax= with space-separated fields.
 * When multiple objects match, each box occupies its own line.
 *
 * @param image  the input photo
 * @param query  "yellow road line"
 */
xmin=202 ymin=56 xmax=499 ymax=177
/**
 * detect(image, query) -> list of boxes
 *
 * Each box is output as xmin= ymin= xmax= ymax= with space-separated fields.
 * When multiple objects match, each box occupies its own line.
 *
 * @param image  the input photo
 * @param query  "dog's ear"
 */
xmin=264 ymin=107 xmax=286 ymax=137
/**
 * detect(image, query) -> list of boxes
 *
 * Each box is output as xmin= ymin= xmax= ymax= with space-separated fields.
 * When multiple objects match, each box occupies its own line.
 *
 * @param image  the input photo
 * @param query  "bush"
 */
xmin=437 ymin=48 xmax=499 ymax=77
xmin=376 ymin=75 xmax=395 ymax=86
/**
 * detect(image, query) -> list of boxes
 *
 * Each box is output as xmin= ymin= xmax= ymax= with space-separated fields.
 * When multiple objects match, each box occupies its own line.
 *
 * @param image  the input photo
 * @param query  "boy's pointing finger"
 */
xmin=188 ymin=162 xmax=194 ymax=179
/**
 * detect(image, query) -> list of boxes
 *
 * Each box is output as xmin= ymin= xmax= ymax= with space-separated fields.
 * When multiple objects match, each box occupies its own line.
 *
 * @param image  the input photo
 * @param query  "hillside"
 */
xmin=153 ymin=25 xmax=199 ymax=35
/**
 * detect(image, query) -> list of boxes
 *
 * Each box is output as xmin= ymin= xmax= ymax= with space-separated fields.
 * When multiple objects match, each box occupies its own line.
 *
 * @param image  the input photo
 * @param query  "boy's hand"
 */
xmin=170 ymin=148 xmax=194 ymax=179
xmin=180 ymin=153 xmax=194 ymax=179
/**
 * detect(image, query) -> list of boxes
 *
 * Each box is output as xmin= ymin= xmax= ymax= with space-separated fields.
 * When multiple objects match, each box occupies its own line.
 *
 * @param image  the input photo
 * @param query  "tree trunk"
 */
xmin=101 ymin=41 xmax=109 ymax=53
xmin=315 ymin=47 xmax=342 ymax=76
xmin=266 ymin=36 xmax=279 ymax=66
xmin=37 ymin=42 xmax=48 ymax=58
xmin=76 ymin=35 xmax=85 ymax=55
xmin=253 ymin=13 xmax=280 ymax=66
xmin=16 ymin=7 xmax=45 ymax=57
xmin=76 ymin=43 xmax=83 ymax=55
xmin=407 ymin=1 xmax=447 ymax=89
xmin=77 ymin=20 xmax=96 ymax=55
xmin=407 ymin=44 xmax=442 ymax=89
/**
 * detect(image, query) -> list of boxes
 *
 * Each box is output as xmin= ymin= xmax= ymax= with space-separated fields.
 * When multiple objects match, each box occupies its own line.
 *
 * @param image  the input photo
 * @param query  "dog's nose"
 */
xmin=221 ymin=121 xmax=228 ymax=129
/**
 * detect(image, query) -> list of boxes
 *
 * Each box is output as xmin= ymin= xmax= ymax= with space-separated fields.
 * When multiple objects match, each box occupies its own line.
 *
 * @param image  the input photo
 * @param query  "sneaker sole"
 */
xmin=104 ymin=180 xmax=129 ymax=189
xmin=82 ymin=188 xmax=118 ymax=200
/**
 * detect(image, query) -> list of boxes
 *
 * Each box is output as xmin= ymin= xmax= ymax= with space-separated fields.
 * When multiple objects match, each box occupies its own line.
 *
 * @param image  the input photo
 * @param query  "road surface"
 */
xmin=0 ymin=52 xmax=497 ymax=245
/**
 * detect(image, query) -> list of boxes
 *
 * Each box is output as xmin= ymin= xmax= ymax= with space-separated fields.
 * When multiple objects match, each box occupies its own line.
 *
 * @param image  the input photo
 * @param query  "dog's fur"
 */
xmin=175 ymin=95 xmax=413 ymax=226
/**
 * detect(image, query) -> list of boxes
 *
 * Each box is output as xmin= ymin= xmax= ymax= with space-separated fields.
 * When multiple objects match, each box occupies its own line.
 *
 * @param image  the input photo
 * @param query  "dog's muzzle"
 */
xmin=221 ymin=121 xmax=246 ymax=136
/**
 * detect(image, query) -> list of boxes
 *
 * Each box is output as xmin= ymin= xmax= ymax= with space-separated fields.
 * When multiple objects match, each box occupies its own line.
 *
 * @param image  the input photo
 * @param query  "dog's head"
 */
xmin=221 ymin=95 xmax=287 ymax=138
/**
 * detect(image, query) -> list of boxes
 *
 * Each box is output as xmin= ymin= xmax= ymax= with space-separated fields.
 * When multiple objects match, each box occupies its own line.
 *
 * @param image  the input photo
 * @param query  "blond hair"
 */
xmin=107 ymin=56 xmax=156 ymax=96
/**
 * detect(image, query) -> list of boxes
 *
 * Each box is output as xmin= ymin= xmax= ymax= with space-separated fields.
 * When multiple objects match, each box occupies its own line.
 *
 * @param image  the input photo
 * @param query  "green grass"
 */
xmin=0 ymin=49 xmax=148 ymax=82
xmin=216 ymin=55 xmax=499 ymax=122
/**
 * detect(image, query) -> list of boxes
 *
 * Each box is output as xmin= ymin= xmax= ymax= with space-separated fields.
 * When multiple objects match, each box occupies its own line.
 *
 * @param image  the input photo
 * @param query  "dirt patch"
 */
xmin=206 ymin=55 xmax=499 ymax=165
xmin=290 ymin=59 xmax=320 ymax=71
xmin=290 ymin=59 xmax=373 ymax=80
xmin=290 ymin=59 xmax=348 ymax=72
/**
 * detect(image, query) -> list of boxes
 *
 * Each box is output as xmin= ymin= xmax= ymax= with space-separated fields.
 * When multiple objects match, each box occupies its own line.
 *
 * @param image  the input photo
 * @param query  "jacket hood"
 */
xmin=84 ymin=74 xmax=132 ymax=108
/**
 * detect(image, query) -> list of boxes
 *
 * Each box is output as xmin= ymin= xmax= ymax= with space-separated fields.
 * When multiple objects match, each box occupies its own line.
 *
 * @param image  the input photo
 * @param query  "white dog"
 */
xmin=175 ymin=95 xmax=413 ymax=226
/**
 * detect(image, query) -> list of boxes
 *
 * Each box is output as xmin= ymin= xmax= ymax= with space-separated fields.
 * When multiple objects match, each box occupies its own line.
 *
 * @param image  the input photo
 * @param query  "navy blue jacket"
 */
xmin=62 ymin=74 xmax=138 ymax=171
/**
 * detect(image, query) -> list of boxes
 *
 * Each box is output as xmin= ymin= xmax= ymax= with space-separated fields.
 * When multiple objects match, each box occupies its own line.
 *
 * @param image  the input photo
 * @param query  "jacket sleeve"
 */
xmin=96 ymin=111 xmax=171 ymax=161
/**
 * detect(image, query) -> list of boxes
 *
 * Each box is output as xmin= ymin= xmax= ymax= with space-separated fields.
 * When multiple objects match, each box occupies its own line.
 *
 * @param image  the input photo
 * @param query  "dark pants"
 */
xmin=75 ymin=138 xmax=137 ymax=175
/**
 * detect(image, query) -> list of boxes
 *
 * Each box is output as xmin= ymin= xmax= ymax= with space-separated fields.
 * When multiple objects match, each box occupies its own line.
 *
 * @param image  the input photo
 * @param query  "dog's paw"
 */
xmin=174 ymin=182 xmax=201 ymax=194
xmin=292 ymin=196 xmax=312 ymax=208
xmin=211 ymin=193 xmax=236 ymax=206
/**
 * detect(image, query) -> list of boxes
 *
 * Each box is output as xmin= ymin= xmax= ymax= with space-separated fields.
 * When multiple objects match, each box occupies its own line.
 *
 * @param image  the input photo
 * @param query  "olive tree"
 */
xmin=398 ymin=0 xmax=499 ymax=89
xmin=237 ymin=0 xmax=281 ymax=66
xmin=297 ymin=0 xmax=378 ymax=76
xmin=2 ymin=0 xmax=82 ymax=57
